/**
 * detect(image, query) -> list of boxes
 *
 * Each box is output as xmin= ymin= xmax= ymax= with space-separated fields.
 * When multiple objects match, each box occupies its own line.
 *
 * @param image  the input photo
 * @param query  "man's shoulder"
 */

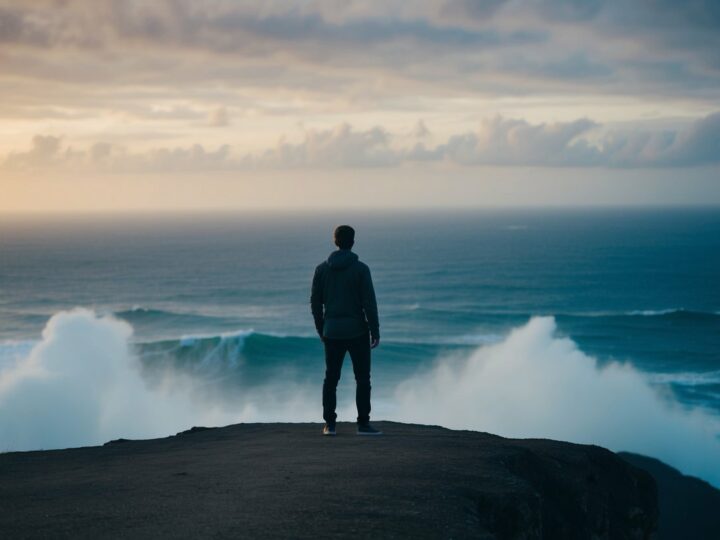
xmin=315 ymin=261 xmax=329 ymax=273
xmin=355 ymin=260 xmax=371 ymax=273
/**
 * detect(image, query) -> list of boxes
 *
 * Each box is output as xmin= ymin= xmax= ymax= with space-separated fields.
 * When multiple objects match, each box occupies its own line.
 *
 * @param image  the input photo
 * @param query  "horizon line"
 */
xmin=2 ymin=203 xmax=720 ymax=218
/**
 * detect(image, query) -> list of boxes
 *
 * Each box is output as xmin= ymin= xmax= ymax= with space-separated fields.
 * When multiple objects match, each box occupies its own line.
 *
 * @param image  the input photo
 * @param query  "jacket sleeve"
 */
xmin=310 ymin=266 xmax=325 ymax=337
xmin=360 ymin=265 xmax=380 ymax=340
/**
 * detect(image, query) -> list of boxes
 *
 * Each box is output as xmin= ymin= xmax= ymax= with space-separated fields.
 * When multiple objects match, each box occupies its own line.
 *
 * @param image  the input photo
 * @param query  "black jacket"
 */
xmin=310 ymin=249 xmax=379 ymax=340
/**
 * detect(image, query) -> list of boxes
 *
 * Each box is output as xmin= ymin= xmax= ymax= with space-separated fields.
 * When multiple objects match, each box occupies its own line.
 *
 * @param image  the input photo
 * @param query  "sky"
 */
xmin=1 ymin=0 xmax=719 ymax=212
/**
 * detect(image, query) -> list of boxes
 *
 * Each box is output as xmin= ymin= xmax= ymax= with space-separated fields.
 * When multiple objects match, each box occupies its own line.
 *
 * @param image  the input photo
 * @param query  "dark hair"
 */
xmin=333 ymin=225 xmax=355 ymax=249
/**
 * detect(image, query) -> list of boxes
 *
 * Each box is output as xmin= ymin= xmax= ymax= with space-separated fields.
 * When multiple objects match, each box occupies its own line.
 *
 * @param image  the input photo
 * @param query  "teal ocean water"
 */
xmin=1 ymin=208 xmax=719 ymax=484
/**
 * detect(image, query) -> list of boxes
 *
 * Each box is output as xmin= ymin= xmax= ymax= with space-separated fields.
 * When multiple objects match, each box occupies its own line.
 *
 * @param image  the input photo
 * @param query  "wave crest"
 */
xmin=393 ymin=316 xmax=720 ymax=487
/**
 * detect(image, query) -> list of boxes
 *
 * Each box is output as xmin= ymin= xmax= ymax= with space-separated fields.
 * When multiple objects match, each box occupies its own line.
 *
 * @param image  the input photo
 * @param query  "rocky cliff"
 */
xmin=0 ymin=422 xmax=657 ymax=539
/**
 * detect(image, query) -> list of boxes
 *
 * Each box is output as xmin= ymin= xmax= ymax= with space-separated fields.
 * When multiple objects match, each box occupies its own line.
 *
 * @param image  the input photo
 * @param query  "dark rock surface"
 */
xmin=0 ymin=422 xmax=656 ymax=539
xmin=619 ymin=452 xmax=720 ymax=540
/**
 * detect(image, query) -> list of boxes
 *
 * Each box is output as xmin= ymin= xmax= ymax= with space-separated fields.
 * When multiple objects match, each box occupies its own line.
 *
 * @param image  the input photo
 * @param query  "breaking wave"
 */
xmin=114 ymin=305 xmax=238 ymax=324
xmin=393 ymin=317 xmax=720 ymax=487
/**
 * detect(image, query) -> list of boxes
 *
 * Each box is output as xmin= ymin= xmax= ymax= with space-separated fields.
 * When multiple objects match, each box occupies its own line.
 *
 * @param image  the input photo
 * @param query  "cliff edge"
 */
xmin=0 ymin=422 xmax=656 ymax=539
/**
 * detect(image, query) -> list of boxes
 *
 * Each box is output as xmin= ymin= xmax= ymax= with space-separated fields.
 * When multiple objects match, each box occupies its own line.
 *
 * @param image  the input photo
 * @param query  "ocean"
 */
xmin=1 ymin=208 xmax=719 ymax=485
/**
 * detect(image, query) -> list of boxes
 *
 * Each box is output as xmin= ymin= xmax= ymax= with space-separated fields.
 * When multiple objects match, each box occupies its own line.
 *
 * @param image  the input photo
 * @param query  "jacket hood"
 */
xmin=327 ymin=249 xmax=358 ymax=270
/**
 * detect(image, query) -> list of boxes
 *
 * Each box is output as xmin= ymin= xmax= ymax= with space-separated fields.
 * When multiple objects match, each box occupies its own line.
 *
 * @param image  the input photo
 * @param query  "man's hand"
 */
xmin=370 ymin=336 xmax=380 ymax=349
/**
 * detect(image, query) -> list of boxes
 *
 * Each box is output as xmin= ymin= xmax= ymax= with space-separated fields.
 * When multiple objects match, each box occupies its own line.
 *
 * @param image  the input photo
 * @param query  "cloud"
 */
xmin=4 ymin=135 xmax=64 ymax=169
xmin=4 ymin=113 xmax=720 ymax=173
xmin=3 ymin=139 xmax=232 ymax=173
xmin=255 ymin=123 xmax=400 ymax=168
xmin=208 ymin=106 xmax=229 ymax=127
xmin=436 ymin=116 xmax=599 ymax=166
xmin=424 ymin=112 xmax=720 ymax=168
xmin=591 ymin=112 xmax=720 ymax=167
xmin=0 ymin=1 xmax=542 ymax=52
xmin=412 ymin=120 xmax=431 ymax=139
xmin=0 ymin=0 xmax=718 ymax=119
xmin=657 ymin=112 xmax=720 ymax=166
xmin=440 ymin=0 xmax=509 ymax=20
xmin=254 ymin=113 xmax=720 ymax=169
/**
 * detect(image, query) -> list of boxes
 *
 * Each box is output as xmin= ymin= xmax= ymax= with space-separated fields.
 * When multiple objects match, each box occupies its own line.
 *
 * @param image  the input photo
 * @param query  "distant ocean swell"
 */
xmin=115 ymin=304 xmax=720 ymax=319
xmin=388 ymin=304 xmax=719 ymax=319
xmin=4 ymin=305 xmax=717 ymax=340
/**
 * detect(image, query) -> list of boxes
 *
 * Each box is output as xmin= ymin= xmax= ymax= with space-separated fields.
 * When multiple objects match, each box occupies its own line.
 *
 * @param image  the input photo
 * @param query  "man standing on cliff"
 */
xmin=311 ymin=225 xmax=382 ymax=436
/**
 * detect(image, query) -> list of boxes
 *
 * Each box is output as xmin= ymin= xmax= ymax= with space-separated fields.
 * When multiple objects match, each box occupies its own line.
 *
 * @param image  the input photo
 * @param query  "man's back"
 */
xmin=311 ymin=248 xmax=379 ymax=341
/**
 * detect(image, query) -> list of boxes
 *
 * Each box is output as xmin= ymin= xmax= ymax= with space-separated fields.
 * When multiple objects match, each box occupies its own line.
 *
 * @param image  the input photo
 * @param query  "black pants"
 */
xmin=322 ymin=332 xmax=371 ymax=425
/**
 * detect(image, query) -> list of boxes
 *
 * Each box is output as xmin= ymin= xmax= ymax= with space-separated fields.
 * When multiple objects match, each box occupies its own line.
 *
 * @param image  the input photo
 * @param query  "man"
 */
xmin=311 ymin=225 xmax=381 ymax=436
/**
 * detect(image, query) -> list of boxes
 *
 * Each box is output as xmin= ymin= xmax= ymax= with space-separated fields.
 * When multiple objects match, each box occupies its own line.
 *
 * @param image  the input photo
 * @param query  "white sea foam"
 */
xmin=0 ymin=309 xmax=238 ymax=451
xmin=393 ymin=317 xmax=720 ymax=487
xmin=0 ymin=340 xmax=37 ymax=381
xmin=627 ymin=308 xmax=684 ymax=316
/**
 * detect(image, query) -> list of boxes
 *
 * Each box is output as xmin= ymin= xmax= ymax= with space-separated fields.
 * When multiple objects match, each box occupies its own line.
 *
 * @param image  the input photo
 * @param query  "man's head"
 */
xmin=333 ymin=225 xmax=355 ymax=250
